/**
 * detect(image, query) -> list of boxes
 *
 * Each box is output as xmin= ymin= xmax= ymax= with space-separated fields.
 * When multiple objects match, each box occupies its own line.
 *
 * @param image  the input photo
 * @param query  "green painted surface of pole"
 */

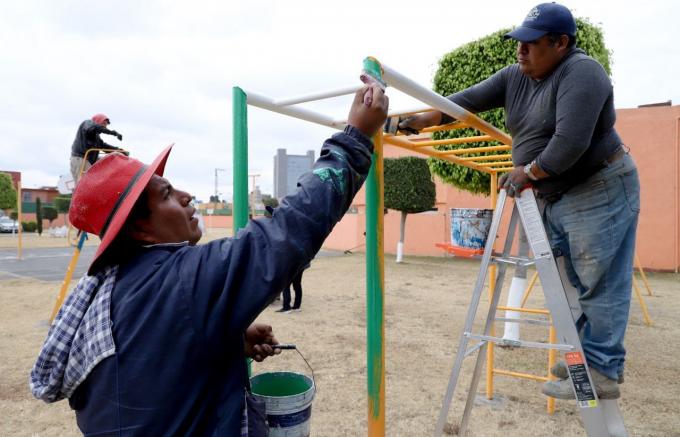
xmin=233 ymin=86 xmax=250 ymax=376
xmin=363 ymin=56 xmax=386 ymax=436
xmin=233 ymin=87 xmax=249 ymax=234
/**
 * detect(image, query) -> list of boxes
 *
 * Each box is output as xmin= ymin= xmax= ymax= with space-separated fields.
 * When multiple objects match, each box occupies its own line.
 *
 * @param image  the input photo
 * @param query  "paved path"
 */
xmin=0 ymin=245 xmax=343 ymax=282
xmin=0 ymin=246 xmax=96 ymax=281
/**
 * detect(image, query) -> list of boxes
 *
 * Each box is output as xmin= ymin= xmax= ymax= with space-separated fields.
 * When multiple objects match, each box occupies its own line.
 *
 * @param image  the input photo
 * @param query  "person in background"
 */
xmin=70 ymin=113 xmax=125 ymax=183
xmin=276 ymin=262 xmax=310 ymax=313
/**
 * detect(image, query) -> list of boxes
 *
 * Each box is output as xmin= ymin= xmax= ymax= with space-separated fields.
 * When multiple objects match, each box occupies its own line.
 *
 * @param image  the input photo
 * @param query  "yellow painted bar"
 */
xmin=632 ymin=277 xmax=652 ymax=326
xmin=497 ymin=306 xmax=550 ymax=315
xmin=421 ymin=121 xmax=469 ymax=133
xmin=493 ymin=369 xmax=549 ymax=383
xmin=17 ymin=180 xmax=22 ymax=260
xmin=50 ymin=232 xmax=87 ymax=322
xmin=473 ymin=161 xmax=515 ymax=168
xmin=493 ymin=166 xmax=515 ymax=172
xmin=520 ymin=271 xmax=539 ymax=307
xmin=409 ymin=135 xmax=494 ymax=148
xmin=459 ymin=154 xmax=512 ymax=162
xmin=436 ymin=144 xmax=511 ymax=155
xmin=635 ymin=254 xmax=653 ymax=296
xmin=547 ymin=326 xmax=557 ymax=414
xmin=486 ymin=174 xmax=497 ymax=400
xmin=383 ymin=136 xmax=490 ymax=172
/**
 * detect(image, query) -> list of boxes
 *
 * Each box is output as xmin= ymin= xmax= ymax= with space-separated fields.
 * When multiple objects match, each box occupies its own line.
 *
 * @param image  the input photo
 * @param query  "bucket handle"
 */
xmin=250 ymin=345 xmax=317 ymax=393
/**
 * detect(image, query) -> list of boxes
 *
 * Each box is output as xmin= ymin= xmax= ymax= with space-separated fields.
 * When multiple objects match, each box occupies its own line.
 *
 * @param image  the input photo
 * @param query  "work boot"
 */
xmin=542 ymin=368 xmax=620 ymax=400
xmin=551 ymin=361 xmax=624 ymax=383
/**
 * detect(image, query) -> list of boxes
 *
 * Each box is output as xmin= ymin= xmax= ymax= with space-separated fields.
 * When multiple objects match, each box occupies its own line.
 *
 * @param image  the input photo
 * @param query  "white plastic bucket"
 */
xmin=250 ymin=371 xmax=315 ymax=436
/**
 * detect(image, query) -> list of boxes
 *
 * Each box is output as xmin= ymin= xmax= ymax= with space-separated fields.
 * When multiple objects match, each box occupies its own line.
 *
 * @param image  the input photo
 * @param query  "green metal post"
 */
xmin=363 ymin=56 xmax=386 ymax=437
xmin=233 ymin=86 xmax=250 ymax=376
xmin=233 ymin=87 xmax=249 ymax=234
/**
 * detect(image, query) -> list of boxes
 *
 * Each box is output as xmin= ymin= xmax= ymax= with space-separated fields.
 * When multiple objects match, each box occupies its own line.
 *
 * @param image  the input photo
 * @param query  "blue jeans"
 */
xmin=542 ymin=154 xmax=640 ymax=381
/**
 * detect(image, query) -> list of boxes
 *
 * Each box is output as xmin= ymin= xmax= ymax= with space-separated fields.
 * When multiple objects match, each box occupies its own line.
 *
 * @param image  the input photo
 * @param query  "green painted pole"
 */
xmin=363 ymin=56 xmax=386 ymax=437
xmin=233 ymin=87 xmax=249 ymax=234
xmin=233 ymin=86 xmax=250 ymax=376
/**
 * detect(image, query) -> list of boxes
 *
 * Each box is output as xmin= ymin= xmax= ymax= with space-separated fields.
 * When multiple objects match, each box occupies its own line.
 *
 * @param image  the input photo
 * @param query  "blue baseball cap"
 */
xmin=504 ymin=3 xmax=576 ymax=42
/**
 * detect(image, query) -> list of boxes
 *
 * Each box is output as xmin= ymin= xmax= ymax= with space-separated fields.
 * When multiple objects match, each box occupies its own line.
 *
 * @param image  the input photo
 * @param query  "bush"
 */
xmin=384 ymin=157 xmax=436 ymax=213
xmin=21 ymin=221 xmax=37 ymax=232
xmin=429 ymin=18 xmax=611 ymax=195
xmin=43 ymin=206 xmax=58 ymax=225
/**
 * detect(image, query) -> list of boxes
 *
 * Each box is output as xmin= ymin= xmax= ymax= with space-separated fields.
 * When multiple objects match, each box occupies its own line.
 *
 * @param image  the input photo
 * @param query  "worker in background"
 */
xmin=70 ymin=113 xmax=126 ymax=183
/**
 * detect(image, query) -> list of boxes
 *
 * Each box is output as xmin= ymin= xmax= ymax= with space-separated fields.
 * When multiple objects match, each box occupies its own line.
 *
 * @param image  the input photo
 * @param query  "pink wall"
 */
xmin=323 ymin=105 xmax=680 ymax=272
xmin=202 ymin=215 xmax=233 ymax=229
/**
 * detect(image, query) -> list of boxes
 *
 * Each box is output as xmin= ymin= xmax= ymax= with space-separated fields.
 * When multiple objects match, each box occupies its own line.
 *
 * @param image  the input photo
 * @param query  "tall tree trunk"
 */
xmin=396 ymin=211 xmax=407 ymax=263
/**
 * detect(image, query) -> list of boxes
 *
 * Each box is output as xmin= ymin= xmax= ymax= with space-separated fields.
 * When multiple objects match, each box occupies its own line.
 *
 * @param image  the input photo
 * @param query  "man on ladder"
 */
xmin=70 ymin=113 xmax=126 ymax=183
xmin=401 ymin=2 xmax=640 ymax=401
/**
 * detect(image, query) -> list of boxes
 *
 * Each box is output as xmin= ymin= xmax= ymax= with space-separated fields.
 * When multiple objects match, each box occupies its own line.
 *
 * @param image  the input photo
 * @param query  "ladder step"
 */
xmin=464 ymin=333 xmax=574 ymax=351
xmin=491 ymin=255 xmax=535 ymax=267
xmin=494 ymin=316 xmax=552 ymax=327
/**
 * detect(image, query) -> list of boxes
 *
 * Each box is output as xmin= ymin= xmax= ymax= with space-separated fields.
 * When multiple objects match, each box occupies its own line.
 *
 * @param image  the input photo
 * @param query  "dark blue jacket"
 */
xmin=69 ymin=126 xmax=373 ymax=436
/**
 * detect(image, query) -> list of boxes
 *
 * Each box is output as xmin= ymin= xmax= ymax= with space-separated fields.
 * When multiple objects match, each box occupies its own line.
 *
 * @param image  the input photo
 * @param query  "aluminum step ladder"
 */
xmin=433 ymin=188 xmax=627 ymax=437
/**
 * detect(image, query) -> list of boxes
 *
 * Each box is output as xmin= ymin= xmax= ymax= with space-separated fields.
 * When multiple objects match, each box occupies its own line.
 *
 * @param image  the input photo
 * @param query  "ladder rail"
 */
xmin=459 ymin=207 xmax=520 ymax=435
xmin=432 ymin=190 xmax=509 ymax=437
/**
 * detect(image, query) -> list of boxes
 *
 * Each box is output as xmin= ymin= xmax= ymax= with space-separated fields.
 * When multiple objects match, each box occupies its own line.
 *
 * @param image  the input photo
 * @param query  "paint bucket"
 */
xmin=450 ymin=208 xmax=494 ymax=250
xmin=250 ymin=350 xmax=315 ymax=436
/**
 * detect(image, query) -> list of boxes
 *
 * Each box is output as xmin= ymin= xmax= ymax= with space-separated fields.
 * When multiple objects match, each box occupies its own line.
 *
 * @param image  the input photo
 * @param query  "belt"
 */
xmin=603 ymin=146 xmax=626 ymax=165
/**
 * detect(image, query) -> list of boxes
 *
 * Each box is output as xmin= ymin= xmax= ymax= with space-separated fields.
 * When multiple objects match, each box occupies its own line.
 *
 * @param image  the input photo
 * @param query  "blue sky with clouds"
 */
xmin=1 ymin=0 xmax=677 ymax=201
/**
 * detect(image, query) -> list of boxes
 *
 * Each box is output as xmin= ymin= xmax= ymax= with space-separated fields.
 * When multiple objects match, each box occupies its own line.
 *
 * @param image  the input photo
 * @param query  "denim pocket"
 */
xmin=620 ymin=169 xmax=640 ymax=213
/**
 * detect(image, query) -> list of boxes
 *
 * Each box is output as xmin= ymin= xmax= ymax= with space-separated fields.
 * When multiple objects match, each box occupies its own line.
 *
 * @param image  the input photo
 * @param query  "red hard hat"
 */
xmin=70 ymin=145 xmax=173 ymax=273
xmin=91 ymin=113 xmax=110 ymax=125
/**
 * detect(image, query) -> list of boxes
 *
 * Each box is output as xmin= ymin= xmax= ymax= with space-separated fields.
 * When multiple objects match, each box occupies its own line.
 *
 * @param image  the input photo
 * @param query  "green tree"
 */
xmin=35 ymin=197 xmax=43 ymax=235
xmin=384 ymin=157 xmax=436 ymax=262
xmin=429 ymin=18 xmax=611 ymax=195
xmin=43 ymin=206 xmax=58 ymax=226
xmin=0 ymin=173 xmax=17 ymax=212
xmin=262 ymin=195 xmax=278 ymax=209
xmin=54 ymin=195 xmax=71 ymax=223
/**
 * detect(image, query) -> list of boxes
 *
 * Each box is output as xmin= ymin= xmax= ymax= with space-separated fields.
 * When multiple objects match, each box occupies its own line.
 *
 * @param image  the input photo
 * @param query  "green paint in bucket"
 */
xmin=250 ymin=371 xmax=315 ymax=436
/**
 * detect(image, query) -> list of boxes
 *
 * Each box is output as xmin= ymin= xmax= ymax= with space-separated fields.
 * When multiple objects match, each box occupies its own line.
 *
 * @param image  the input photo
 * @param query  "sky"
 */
xmin=0 ymin=0 xmax=678 ymax=202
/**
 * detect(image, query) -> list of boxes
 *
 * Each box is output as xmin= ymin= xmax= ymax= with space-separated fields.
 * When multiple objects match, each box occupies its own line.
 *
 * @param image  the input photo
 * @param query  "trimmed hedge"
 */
xmin=429 ymin=18 xmax=611 ymax=195
xmin=22 ymin=221 xmax=37 ymax=232
xmin=384 ymin=157 xmax=436 ymax=213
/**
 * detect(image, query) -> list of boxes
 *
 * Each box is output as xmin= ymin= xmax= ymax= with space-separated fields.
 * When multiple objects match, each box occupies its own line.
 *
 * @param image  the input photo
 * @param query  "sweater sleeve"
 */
xmin=181 ymin=126 xmax=374 ymax=342
xmin=440 ymin=67 xmax=508 ymax=124
xmin=535 ymin=59 xmax=612 ymax=175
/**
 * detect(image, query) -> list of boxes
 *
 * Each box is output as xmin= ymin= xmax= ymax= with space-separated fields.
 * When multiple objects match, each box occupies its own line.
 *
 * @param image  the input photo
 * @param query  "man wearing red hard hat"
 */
xmin=70 ymin=113 xmax=126 ymax=183
xmin=31 ymin=84 xmax=388 ymax=435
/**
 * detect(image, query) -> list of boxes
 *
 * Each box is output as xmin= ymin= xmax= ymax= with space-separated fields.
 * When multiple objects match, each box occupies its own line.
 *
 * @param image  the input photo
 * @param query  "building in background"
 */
xmin=273 ymin=148 xmax=315 ymax=199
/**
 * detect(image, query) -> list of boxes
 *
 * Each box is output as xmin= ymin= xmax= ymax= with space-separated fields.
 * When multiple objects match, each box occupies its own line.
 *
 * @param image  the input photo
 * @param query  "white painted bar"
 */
xmin=274 ymin=85 xmax=362 ymax=106
xmin=245 ymin=90 xmax=344 ymax=129
xmin=380 ymin=63 xmax=512 ymax=145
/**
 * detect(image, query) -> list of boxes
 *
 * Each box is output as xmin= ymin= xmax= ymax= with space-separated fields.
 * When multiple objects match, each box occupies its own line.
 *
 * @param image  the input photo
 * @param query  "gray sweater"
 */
xmin=443 ymin=48 xmax=622 ymax=195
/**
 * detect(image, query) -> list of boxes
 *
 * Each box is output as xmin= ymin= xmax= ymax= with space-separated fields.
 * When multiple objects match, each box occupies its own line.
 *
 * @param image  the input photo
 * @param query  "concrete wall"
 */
xmin=323 ymin=105 xmax=680 ymax=272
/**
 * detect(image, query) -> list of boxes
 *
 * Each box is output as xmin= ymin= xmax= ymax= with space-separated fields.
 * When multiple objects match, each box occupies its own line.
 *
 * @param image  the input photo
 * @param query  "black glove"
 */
xmin=111 ymin=130 xmax=123 ymax=141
